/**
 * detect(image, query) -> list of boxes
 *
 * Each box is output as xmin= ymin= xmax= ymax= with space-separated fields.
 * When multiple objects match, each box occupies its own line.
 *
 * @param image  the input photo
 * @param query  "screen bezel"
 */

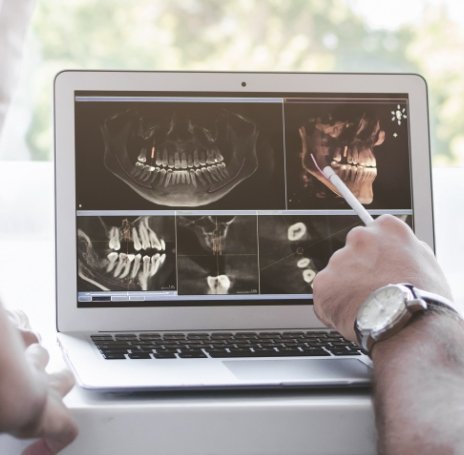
xmin=55 ymin=71 xmax=433 ymax=332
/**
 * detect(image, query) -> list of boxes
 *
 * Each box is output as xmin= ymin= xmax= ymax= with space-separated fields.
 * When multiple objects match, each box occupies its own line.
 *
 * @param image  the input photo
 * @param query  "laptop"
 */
xmin=54 ymin=71 xmax=433 ymax=391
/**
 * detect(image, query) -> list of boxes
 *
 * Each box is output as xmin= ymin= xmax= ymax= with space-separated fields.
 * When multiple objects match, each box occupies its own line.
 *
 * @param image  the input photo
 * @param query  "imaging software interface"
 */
xmin=75 ymin=91 xmax=413 ymax=307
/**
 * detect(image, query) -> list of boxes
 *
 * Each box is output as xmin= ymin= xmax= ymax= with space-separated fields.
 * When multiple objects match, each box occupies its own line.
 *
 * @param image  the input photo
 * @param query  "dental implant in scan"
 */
xmin=100 ymin=108 xmax=261 ymax=208
xmin=285 ymin=100 xmax=412 ymax=210
xmin=77 ymin=216 xmax=176 ymax=292
xmin=176 ymin=215 xmax=259 ymax=295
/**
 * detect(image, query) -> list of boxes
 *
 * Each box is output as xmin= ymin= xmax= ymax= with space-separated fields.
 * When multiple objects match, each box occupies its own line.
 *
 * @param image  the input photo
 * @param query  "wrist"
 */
xmin=371 ymin=308 xmax=464 ymax=361
xmin=354 ymin=283 xmax=462 ymax=355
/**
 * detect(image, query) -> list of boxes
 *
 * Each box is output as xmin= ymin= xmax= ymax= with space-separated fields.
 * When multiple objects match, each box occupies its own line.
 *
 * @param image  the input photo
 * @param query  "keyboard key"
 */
xmin=207 ymin=349 xmax=229 ymax=358
xmin=210 ymin=332 xmax=234 ymax=339
xmin=139 ymin=333 xmax=162 ymax=340
xmin=153 ymin=352 xmax=177 ymax=359
xmin=128 ymin=352 xmax=152 ymax=359
xmin=178 ymin=350 xmax=207 ymax=358
xmin=102 ymin=354 xmax=126 ymax=360
xmin=299 ymin=348 xmax=329 ymax=356
xmin=115 ymin=334 xmax=138 ymax=339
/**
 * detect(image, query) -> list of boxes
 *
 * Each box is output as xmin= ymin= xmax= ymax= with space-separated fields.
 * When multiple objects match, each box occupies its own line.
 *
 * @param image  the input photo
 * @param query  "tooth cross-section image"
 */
xmin=285 ymin=97 xmax=412 ymax=209
xmin=75 ymin=99 xmax=286 ymax=210
xmin=77 ymin=215 xmax=176 ymax=292
xmin=259 ymin=215 xmax=365 ymax=294
xmin=176 ymin=215 xmax=259 ymax=296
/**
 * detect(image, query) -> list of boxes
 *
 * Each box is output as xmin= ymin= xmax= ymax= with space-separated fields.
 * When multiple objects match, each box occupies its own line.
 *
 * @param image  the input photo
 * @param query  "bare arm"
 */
xmin=372 ymin=312 xmax=464 ymax=454
xmin=313 ymin=214 xmax=464 ymax=454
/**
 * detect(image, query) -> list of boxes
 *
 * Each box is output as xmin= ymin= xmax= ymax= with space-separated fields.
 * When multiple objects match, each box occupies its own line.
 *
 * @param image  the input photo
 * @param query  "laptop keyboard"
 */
xmin=91 ymin=331 xmax=362 ymax=360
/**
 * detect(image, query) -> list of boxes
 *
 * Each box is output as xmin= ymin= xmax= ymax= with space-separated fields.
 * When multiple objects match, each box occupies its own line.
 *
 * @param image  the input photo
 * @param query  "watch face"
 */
xmin=357 ymin=285 xmax=408 ymax=331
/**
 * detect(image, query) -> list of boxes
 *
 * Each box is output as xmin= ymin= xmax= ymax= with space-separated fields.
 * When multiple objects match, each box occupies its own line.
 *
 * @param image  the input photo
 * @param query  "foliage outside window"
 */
xmin=2 ymin=0 xmax=463 ymax=165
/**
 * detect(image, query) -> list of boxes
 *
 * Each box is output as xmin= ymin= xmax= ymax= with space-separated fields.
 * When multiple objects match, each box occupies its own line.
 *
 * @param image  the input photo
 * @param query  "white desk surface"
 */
xmin=1 ymin=386 xmax=375 ymax=455
xmin=2 ymin=163 xmax=463 ymax=454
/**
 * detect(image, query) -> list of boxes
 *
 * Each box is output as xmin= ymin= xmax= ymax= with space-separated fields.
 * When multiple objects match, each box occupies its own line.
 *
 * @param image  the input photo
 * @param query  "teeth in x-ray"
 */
xmin=206 ymin=149 xmax=215 ymax=165
xmin=208 ymin=165 xmax=221 ymax=182
xmin=201 ymin=168 xmax=213 ymax=185
xmin=106 ymin=252 xmax=118 ymax=272
xmin=119 ymin=254 xmax=135 ymax=279
xmin=164 ymin=170 xmax=173 ymax=187
xmin=181 ymin=152 xmax=188 ymax=169
xmin=149 ymin=253 xmax=166 ymax=277
xmin=109 ymin=227 xmax=121 ymax=250
xmin=199 ymin=149 xmax=207 ymax=166
xmin=193 ymin=149 xmax=200 ymax=167
xmin=138 ymin=220 xmax=151 ymax=249
xmin=147 ymin=223 xmax=163 ymax=250
xmin=160 ymin=239 xmax=166 ymax=251
xmin=217 ymin=162 xmax=229 ymax=178
xmin=137 ymin=148 xmax=147 ymax=163
xmin=195 ymin=169 xmax=207 ymax=186
xmin=288 ymin=222 xmax=307 ymax=241
xmin=131 ymin=254 xmax=142 ymax=278
xmin=207 ymin=275 xmax=231 ymax=294
xmin=297 ymin=258 xmax=311 ymax=268
xmin=303 ymin=269 xmax=316 ymax=284
xmin=113 ymin=253 xmax=127 ymax=277
xmin=174 ymin=152 xmax=181 ymax=169
xmin=142 ymin=255 xmax=150 ymax=275
xmin=132 ymin=227 xmax=142 ymax=251
xmin=189 ymin=170 xmax=197 ymax=188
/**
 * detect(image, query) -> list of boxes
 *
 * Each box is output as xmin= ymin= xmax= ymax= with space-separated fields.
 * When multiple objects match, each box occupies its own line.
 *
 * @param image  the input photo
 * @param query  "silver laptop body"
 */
xmin=54 ymin=71 xmax=433 ymax=391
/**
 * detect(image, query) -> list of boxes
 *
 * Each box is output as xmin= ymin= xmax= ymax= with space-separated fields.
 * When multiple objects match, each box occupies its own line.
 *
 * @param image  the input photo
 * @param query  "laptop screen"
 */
xmin=74 ymin=91 xmax=412 ymax=307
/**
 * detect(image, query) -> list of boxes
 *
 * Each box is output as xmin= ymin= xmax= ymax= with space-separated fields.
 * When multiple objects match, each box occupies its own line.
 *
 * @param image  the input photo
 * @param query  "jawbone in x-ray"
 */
xmin=176 ymin=215 xmax=259 ymax=296
xmin=101 ymin=108 xmax=259 ymax=207
xmin=77 ymin=216 xmax=176 ymax=292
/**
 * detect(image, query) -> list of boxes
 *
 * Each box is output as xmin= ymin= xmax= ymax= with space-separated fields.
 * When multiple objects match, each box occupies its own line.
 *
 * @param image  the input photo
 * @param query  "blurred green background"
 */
xmin=2 ymin=0 xmax=463 ymax=165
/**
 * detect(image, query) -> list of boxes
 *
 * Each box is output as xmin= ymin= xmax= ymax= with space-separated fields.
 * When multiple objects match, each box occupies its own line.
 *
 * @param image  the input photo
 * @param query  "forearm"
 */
xmin=372 ymin=311 xmax=464 ymax=454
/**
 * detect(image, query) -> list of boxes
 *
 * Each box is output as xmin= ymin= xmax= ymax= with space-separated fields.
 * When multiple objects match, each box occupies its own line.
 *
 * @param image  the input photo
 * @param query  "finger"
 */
xmin=22 ymin=415 xmax=78 ymax=455
xmin=48 ymin=369 xmax=76 ymax=397
xmin=22 ymin=439 xmax=53 ymax=455
xmin=25 ymin=344 xmax=50 ymax=371
xmin=18 ymin=328 xmax=41 ymax=347
xmin=22 ymin=398 xmax=78 ymax=455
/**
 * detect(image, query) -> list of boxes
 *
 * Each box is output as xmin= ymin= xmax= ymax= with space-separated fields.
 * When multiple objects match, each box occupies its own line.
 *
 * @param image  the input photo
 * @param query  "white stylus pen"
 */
xmin=322 ymin=166 xmax=374 ymax=226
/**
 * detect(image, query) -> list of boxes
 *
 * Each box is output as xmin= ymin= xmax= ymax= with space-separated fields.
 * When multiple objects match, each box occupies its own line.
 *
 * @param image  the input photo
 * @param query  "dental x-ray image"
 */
xmin=285 ymin=97 xmax=412 ymax=210
xmin=259 ymin=214 xmax=413 ymax=295
xmin=176 ymin=215 xmax=259 ymax=295
xmin=260 ymin=215 xmax=357 ymax=295
xmin=77 ymin=215 xmax=176 ymax=292
xmin=75 ymin=98 xmax=286 ymax=210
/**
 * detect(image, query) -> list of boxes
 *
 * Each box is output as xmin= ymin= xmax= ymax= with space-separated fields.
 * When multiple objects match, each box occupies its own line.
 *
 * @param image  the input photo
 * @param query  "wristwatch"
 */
xmin=354 ymin=283 xmax=462 ymax=355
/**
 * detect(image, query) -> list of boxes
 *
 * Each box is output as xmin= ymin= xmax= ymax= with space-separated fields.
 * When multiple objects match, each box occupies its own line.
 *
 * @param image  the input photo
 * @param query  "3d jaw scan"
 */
xmin=77 ymin=216 xmax=175 ymax=292
xmin=101 ymin=108 xmax=259 ymax=207
xmin=298 ymin=109 xmax=386 ymax=204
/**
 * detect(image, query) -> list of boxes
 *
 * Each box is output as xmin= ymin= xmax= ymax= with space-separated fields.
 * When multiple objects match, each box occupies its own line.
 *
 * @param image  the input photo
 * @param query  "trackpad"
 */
xmin=224 ymin=358 xmax=371 ymax=383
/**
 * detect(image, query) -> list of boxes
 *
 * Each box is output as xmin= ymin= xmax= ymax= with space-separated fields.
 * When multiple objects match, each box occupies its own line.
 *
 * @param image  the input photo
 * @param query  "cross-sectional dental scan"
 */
xmin=176 ymin=215 xmax=259 ymax=295
xmin=75 ymin=99 xmax=286 ymax=210
xmin=285 ymin=98 xmax=411 ymax=209
xmin=77 ymin=216 xmax=176 ymax=293
xmin=74 ymin=92 xmax=414 ymax=306
xmin=259 ymin=215 xmax=357 ymax=294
